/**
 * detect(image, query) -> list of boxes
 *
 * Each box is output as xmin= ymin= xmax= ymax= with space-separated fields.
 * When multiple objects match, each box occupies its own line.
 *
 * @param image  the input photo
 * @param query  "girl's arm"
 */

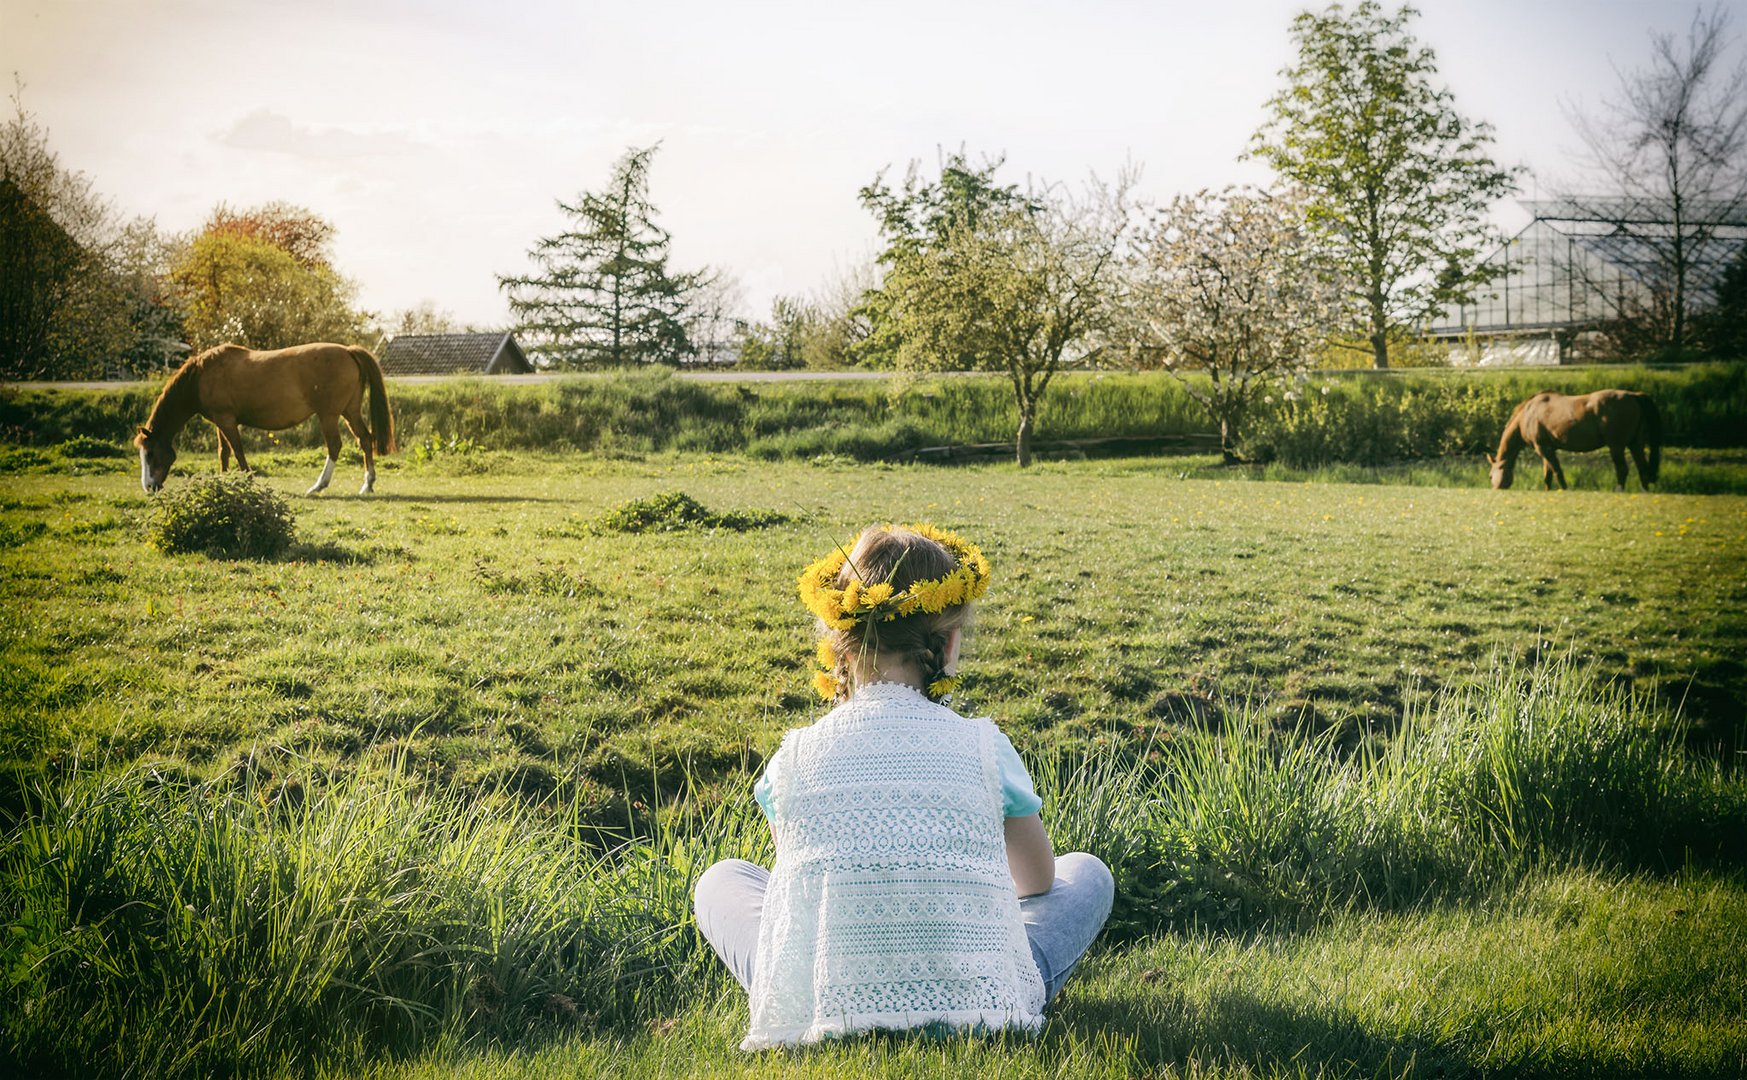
xmin=1003 ymin=814 xmax=1055 ymax=897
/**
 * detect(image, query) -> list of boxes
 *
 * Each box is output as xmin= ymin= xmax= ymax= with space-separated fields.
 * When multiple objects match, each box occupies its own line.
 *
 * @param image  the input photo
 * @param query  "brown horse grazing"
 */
xmin=135 ymin=342 xmax=396 ymax=495
xmin=1487 ymin=389 xmax=1661 ymax=491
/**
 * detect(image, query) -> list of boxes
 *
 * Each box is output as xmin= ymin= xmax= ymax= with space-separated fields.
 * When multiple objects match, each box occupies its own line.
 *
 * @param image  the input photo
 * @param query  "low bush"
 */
xmin=54 ymin=435 xmax=129 ymax=459
xmin=590 ymin=490 xmax=789 ymax=533
xmin=144 ymin=473 xmax=297 ymax=559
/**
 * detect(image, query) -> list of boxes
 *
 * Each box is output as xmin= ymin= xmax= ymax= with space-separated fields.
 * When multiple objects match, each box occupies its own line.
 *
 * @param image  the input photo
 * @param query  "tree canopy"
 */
xmin=1122 ymin=187 xmax=1339 ymax=462
xmin=1249 ymin=1 xmax=1519 ymax=368
xmin=499 ymin=144 xmax=707 ymax=368
xmin=857 ymin=153 xmax=1128 ymax=465
xmin=0 ymin=89 xmax=150 ymax=379
xmin=169 ymin=203 xmax=367 ymax=352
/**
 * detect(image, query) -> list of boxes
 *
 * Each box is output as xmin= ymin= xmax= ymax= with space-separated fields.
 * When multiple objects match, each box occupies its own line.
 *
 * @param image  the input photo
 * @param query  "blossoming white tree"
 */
xmin=1122 ymin=186 xmax=1340 ymax=463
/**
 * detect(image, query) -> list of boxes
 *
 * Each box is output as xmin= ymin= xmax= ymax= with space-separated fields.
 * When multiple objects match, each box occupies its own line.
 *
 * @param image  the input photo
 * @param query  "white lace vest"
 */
xmin=742 ymin=682 xmax=1045 ymax=1050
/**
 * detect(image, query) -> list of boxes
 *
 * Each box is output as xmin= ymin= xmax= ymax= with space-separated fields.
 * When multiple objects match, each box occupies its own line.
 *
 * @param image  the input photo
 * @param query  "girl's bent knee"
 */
xmin=694 ymin=859 xmax=767 ymax=911
xmin=1058 ymin=852 xmax=1115 ymax=904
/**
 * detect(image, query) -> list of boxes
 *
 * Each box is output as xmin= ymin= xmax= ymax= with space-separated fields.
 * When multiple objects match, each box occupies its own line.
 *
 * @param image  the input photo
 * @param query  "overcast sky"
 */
xmin=2 ymin=0 xmax=1736 ymax=327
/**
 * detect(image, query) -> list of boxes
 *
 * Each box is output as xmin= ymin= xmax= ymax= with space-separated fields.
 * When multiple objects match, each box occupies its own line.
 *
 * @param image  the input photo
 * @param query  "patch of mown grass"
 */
xmin=2 ymin=456 xmax=1745 ymax=805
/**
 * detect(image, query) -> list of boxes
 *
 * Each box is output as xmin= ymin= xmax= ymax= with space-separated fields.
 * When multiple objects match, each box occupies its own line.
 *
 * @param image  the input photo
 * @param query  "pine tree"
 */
xmin=499 ymin=145 xmax=706 ymax=368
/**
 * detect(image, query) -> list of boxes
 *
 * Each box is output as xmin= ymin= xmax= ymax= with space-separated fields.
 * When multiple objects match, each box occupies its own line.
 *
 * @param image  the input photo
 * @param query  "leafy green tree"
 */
xmin=170 ymin=203 xmax=366 ymax=351
xmin=0 ymin=87 xmax=160 ymax=379
xmin=499 ymin=144 xmax=707 ymax=368
xmin=850 ymin=154 xmax=1030 ymax=370
xmin=736 ymin=295 xmax=814 ymax=370
xmin=859 ymin=154 xmax=1129 ymax=465
xmin=1249 ymin=1 xmax=1519 ymax=368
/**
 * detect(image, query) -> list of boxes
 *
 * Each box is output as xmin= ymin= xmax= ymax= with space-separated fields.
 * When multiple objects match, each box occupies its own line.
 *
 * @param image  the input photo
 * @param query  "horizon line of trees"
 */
xmin=5 ymin=3 xmax=1745 ymax=463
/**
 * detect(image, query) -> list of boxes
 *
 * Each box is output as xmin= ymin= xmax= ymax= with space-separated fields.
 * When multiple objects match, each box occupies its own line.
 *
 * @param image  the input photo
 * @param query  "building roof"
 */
xmin=378 ymin=332 xmax=533 ymax=376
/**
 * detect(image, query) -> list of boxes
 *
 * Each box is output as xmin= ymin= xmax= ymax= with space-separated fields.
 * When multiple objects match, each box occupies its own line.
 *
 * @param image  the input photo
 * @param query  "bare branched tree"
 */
xmin=1560 ymin=5 xmax=1747 ymax=355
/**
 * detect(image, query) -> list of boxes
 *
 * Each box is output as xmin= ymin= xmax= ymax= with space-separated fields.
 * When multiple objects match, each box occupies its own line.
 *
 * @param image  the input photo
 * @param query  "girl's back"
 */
xmin=746 ymin=682 xmax=1045 ymax=1048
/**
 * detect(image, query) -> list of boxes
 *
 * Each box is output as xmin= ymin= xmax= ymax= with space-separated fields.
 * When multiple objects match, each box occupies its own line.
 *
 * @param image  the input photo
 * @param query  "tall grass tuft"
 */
xmin=1035 ymin=656 xmax=1744 ymax=935
xmin=3 ymin=659 xmax=1740 ymax=1077
xmin=0 ymin=764 xmax=764 ymax=1078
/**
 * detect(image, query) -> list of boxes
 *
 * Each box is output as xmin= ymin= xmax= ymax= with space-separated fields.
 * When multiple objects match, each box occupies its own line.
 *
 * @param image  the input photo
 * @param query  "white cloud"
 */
xmin=216 ymin=110 xmax=427 ymax=159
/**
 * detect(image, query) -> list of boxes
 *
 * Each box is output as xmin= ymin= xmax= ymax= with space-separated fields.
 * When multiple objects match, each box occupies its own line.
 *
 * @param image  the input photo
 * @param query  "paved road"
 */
xmin=5 ymin=369 xmax=979 ymax=390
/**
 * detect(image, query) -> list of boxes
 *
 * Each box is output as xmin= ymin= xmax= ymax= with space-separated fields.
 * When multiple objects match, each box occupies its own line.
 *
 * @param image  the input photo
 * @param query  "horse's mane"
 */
xmin=135 ymin=347 xmax=229 ymax=444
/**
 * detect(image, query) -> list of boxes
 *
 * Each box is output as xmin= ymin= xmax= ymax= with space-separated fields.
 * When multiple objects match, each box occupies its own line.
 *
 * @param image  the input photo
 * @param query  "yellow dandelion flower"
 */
xmin=816 ymin=639 xmax=836 ymax=669
xmin=812 ymin=671 xmax=838 ymax=700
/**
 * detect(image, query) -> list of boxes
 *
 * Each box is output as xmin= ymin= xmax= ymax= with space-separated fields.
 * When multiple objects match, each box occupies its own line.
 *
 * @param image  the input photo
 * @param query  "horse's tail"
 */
xmin=349 ymin=346 xmax=396 ymax=454
xmin=1637 ymin=392 xmax=1661 ymax=485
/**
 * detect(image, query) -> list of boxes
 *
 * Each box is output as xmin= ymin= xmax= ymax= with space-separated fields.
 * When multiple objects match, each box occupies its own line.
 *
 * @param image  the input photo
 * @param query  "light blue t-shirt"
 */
xmin=753 ymin=723 xmax=1042 ymax=819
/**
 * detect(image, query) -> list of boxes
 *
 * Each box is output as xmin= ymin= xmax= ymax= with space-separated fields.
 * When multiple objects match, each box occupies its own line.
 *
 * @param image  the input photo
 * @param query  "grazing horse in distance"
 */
xmin=135 ymin=342 xmax=396 ymax=495
xmin=1487 ymin=389 xmax=1660 ymax=491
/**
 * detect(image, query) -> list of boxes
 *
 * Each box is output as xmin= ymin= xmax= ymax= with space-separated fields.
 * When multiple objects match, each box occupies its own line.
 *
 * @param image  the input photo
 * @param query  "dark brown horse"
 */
xmin=1487 ymin=389 xmax=1660 ymax=491
xmin=135 ymin=342 xmax=395 ymax=495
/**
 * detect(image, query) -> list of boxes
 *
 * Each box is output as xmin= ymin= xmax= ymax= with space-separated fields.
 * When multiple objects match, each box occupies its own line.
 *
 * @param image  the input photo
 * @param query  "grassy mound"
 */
xmin=145 ymin=473 xmax=297 ymax=559
xmin=591 ymin=490 xmax=789 ymax=534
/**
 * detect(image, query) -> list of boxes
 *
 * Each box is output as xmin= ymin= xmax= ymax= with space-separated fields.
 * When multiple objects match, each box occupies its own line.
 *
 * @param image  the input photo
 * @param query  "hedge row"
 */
xmin=4 ymin=363 xmax=1742 ymax=466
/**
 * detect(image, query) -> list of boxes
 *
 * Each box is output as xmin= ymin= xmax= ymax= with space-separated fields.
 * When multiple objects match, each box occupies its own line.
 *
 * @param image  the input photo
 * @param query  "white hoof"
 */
xmin=359 ymin=470 xmax=376 ymax=495
xmin=306 ymin=457 xmax=336 ymax=495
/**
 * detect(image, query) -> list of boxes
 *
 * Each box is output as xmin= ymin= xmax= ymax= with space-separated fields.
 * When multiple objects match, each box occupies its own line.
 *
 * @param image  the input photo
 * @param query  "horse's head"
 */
xmin=1485 ymin=451 xmax=1512 ymax=490
xmin=135 ymin=426 xmax=176 ymax=492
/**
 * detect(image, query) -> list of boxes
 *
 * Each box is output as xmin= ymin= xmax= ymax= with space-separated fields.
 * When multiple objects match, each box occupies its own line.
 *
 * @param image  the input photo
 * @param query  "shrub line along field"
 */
xmin=4 ymin=362 xmax=1746 ymax=469
xmin=2 ymin=417 xmax=1746 ymax=1076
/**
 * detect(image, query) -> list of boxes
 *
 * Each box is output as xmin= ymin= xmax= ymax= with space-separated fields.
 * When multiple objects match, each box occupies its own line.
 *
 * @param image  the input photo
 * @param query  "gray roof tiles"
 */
xmin=378 ymin=333 xmax=532 ymax=375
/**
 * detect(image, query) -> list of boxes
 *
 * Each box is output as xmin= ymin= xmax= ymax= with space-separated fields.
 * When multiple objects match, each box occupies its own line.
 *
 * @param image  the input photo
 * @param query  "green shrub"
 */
xmin=145 ymin=474 xmax=297 ymax=558
xmin=3 ymin=364 xmax=1743 ymax=466
xmin=55 ymin=435 xmax=129 ymax=459
xmin=591 ymin=490 xmax=788 ymax=534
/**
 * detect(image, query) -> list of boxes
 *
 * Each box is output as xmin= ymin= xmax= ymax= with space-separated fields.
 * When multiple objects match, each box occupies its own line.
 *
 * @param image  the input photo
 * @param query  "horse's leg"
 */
xmin=218 ymin=434 xmax=232 ymax=473
xmin=1547 ymin=449 xmax=1567 ymax=490
xmin=1627 ymin=442 xmax=1652 ymax=491
xmin=212 ymin=418 xmax=251 ymax=473
xmin=307 ymin=414 xmax=341 ymax=495
xmin=1610 ymin=444 xmax=1629 ymax=492
xmin=1540 ymin=453 xmax=1556 ymax=490
xmin=341 ymin=408 xmax=376 ymax=495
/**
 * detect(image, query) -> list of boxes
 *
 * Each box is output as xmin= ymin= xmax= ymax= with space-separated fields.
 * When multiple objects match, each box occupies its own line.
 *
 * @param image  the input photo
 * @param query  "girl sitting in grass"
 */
xmin=694 ymin=523 xmax=1114 ymax=1050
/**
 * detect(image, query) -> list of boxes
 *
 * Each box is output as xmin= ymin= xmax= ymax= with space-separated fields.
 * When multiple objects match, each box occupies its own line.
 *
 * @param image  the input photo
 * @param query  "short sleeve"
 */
xmin=990 ymin=727 xmax=1043 ymax=818
xmin=753 ymin=743 xmax=784 ymax=819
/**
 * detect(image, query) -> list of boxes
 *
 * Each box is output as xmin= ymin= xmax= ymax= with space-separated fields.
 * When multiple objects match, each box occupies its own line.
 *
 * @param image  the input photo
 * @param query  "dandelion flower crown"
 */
xmin=797 ymin=523 xmax=991 ymax=703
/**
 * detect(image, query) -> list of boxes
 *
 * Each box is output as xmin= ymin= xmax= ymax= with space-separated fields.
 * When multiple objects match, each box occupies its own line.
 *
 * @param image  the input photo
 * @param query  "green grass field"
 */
xmin=3 ymin=448 xmax=1746 ymax=1078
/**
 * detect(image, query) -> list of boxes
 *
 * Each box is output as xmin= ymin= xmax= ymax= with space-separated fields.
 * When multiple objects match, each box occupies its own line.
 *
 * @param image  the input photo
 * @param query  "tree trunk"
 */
xmin=1015 ymin=410 xmax=1033 ymax=468
xmin=1369 ymin=292 xmax=1390 ymax=370
xmin=1219 ymin=418 xmax=1239 ymax=465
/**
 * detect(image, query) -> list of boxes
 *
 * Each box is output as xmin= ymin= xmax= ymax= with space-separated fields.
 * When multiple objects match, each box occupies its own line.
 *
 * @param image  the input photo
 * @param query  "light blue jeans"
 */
xmin=693 ymin=851 xmax=1115 ymax=1002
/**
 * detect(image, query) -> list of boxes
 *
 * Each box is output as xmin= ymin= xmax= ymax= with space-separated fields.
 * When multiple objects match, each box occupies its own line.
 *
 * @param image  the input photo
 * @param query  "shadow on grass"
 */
xmin=359 ymin=493 xmax=572 ymax=505
xmin=1052 ymin=981 xmax=1698 ymax=1080
xmin=282 ymin=540 xmax=377 ymax=565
